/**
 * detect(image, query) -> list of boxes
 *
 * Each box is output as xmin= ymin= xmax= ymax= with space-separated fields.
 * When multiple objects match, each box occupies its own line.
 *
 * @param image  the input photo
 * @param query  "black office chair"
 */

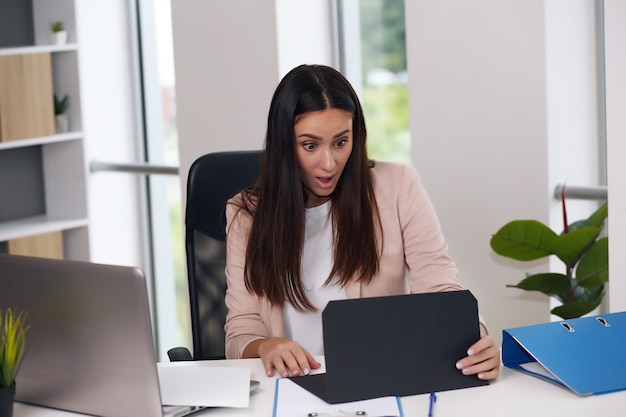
xmin=168 ymin=150 xmax=262 ymax=361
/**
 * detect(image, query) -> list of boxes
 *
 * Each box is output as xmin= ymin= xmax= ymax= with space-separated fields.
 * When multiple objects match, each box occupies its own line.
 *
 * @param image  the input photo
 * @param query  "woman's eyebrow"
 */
xmin=296 ymin=129 xmax=351 ymax=140
xmin=333 ymin=129 xmax=351 ymax=138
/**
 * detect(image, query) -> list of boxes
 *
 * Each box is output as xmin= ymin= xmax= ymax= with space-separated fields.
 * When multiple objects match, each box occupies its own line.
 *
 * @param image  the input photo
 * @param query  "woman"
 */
xmin=224 ymin=64 xmax=500 ymax=380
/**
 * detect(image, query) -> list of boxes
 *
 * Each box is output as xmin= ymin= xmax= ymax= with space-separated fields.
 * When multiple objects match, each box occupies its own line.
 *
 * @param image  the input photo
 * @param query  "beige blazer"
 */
xmin=224 ymin=161 xmax=468 ymax=359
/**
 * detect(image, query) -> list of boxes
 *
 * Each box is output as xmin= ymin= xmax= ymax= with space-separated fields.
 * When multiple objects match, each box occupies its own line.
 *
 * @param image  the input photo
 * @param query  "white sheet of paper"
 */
xmin=273 ymin=378 xmax=402 ymax=417
xmin=519 ymin=361 xmax=561 ymax=382
xmin=157 ymin=363 xmax=251 ymax=408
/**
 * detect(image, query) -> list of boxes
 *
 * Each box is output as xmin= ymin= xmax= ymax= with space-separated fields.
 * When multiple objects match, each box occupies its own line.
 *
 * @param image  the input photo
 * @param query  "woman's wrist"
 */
xmin=242 ymin=338 xmax=266 ymax=358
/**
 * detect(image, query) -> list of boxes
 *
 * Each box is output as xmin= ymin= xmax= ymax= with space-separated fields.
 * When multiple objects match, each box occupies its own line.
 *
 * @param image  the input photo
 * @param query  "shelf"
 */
xmin=0 ymin=0 xmax=90 ymax=260
xmin=0 ymin=43 xmax=78 ymax=56
xmin=0 ymin=215 xmax=88 ymax=242
xmin=0 ymin=132 xmax=83 ymax=151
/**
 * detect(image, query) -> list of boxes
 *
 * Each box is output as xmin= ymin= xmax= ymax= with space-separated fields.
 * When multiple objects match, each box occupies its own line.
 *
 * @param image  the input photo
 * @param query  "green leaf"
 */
xmin=551 ymin=299 xmax=603 ymax=320
xmin=550 ymin=227 xmax=602 ymax=266
xmin=0 ymin=308 xmax=29 ymax=388
xmin=575 ymin=237 xmax=609 ymax=287
xmin=567 ymin=201 xmax=607 ymax=232
xmin=492 ymin=202 xmax=609 ymax=318
xmin=584 ymin=201 xmax=608 ymax=228
xmin=507 ymin=273 xmax=571 ymax=300
xmin=490 ymin=220 xmax=557 ymax=261
xmin=54 ymin=94 xmax=69 ymax=115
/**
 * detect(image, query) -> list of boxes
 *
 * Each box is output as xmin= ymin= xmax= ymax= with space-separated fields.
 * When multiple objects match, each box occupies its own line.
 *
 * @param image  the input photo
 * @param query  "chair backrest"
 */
xmin=185 ymin=150 xmax=262 ymax=360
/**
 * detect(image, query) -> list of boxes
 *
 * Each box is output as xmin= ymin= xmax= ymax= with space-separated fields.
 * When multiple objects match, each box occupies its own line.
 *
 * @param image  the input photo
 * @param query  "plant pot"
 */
xmin=55 ymin=114 xmax=69 ymax=133
xmin=51 ymin=30 xmax=68 ymax=45
xmin=0 ymin=383 xmax=16 ymax=417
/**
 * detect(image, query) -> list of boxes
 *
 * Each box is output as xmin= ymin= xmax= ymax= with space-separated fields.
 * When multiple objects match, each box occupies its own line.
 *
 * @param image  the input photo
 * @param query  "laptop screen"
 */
xmin=0 ymin=254 xmax=164 ymax=417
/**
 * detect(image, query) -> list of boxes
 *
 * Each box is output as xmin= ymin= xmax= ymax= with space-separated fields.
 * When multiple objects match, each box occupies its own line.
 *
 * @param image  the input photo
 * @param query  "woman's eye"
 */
xmin=303 ymin=142 xmax=317 ymax=151
xmin=334 ymin=139 xmax=348 ymax=147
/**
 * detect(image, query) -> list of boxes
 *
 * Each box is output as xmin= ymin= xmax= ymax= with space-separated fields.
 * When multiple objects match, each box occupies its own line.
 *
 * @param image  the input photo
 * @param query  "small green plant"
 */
xmin=54 ymin=94 xmax=69 ymax=116
xmin=491 ymin=199 xmax=608 ymax=320
xmin=50 ymin=21 xmax=64 ymax=33
xmin=0 ymin=308 xmax=29 ymax=388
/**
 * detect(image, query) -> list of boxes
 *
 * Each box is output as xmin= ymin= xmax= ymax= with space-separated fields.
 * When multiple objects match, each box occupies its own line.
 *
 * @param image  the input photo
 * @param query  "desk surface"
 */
xmin=15 ymin=357 xmax=625 ymax=417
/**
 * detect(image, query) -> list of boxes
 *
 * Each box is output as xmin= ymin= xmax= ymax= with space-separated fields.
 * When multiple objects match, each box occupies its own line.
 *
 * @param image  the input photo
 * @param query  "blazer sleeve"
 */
xmin=224 ymin=197 xmax=270 ymax=358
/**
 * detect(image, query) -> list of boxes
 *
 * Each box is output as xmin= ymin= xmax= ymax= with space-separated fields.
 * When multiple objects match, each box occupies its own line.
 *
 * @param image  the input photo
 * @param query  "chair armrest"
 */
xmin=167 ymin=346 xmax=194 ymax=361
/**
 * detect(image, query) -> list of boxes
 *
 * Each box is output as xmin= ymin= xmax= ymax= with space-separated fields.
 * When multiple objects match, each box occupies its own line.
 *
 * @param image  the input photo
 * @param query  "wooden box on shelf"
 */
xmin=0 ymin=52 xmax=55 ymax=142
xmin=6 ymin=230 xmax=64 ymax=260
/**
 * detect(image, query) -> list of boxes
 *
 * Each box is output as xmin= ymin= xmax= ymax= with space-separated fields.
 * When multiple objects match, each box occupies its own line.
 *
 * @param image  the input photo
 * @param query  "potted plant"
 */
xmin=0 ymin=308 xmax=29 ymax=417
xmin=490 ymin=198 xmax=608 ymax=320
xmin=54 ymin=94 xmax=69 ymax=133
xmin=50 ymin=21 xmax=67 ymax=45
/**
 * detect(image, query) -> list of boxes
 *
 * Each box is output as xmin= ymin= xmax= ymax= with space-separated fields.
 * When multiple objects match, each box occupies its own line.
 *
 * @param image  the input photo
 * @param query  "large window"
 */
xmin=340 ymin=0 xmax=409 ymax=164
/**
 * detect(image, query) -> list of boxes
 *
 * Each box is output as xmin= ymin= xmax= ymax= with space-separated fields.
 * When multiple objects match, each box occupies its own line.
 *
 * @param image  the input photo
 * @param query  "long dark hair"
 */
xmin=237 ymin=64 xmax=381 ymax=311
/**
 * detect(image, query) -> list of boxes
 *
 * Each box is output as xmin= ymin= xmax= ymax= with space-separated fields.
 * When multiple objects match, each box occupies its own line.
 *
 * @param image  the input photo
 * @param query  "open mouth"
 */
xmin=316 ymin=175 xmax=335 ymax=189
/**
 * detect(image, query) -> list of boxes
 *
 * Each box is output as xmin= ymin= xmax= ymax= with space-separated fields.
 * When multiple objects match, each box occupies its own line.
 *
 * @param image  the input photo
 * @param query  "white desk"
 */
xmin=15 ymin=357 xmax=624 ymax=417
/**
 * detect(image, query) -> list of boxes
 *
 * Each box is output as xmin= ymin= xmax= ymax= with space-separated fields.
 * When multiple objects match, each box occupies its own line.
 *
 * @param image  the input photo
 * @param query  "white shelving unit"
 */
xmin=0 ymin=0 xmax=89 ymax=261
xmin=0 ymin=43 xmax=78 ymax=56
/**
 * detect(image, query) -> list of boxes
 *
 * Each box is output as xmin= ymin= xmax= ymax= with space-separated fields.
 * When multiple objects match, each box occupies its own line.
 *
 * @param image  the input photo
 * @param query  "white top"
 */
xmin=282 ymin=201 xmax=347 ymax=355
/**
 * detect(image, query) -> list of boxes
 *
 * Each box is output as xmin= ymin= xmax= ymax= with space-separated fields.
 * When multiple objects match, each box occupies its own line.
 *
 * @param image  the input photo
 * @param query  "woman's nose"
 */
xmin=320 ymin=147 xmax=336 ymax=170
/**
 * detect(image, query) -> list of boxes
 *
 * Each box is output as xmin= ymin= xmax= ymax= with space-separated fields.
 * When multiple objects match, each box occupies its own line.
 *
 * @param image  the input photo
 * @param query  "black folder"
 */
xmin=291 ymin=290 xmax=488 ymax=403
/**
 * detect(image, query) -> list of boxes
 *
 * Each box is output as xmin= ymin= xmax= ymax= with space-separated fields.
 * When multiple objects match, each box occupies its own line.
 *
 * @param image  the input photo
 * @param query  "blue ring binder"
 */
xmin=502 ymin=311 xmax=626 ymax=396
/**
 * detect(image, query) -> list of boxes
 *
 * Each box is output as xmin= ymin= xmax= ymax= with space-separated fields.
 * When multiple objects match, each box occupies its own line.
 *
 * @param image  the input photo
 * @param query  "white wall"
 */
xmin=605 ymin=0 xmax=626 ymax=313
xmin=172 ymin=0 xmax=336 ymax=201
xmin=545 ymin=0 xmax=600 ymax=228
xmin=171 ymin=0 xmax=280 ymax=203
xmin=275 ymin=0 xmax=336 ymax=77
xmin=545 ymin=0 xmax=603 ymax=315
xmin=405 ymin=0 xmax=606 ymax=344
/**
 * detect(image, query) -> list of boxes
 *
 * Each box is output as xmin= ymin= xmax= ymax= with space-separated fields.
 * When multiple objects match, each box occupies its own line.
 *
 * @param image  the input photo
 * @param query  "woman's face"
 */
xmin=294 ymin=108 xmax=353 ymax=208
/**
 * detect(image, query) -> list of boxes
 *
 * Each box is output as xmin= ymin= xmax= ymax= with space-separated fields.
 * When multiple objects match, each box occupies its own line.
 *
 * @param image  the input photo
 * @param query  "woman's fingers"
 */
xmin=456 ymin=335 xmax=501 ymax=380
xmin=258 ymin=337 xmax=320 ymax=377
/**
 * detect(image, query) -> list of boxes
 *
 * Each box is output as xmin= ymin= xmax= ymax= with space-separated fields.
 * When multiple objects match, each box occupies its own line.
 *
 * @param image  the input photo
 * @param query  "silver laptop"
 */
xmin=0 ymin=253 xmax=216 ymax=417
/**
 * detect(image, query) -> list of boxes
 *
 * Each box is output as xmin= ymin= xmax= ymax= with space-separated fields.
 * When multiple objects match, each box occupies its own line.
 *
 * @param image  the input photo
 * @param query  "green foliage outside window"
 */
xmin=359 ymin=0 xmax=407 ymax=77
xmin=363 ymin=84 xmax=410 ymax=164
xmin=359 ymin=0 xmax=410 ymax=164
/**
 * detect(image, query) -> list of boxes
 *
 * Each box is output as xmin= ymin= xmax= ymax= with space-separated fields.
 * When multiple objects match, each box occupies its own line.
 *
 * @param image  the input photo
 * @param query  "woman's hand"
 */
xmin=455 ymin=326 xmax=501 ymax=381
xmin=245 ymin=337 xmax=322 ymax=378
